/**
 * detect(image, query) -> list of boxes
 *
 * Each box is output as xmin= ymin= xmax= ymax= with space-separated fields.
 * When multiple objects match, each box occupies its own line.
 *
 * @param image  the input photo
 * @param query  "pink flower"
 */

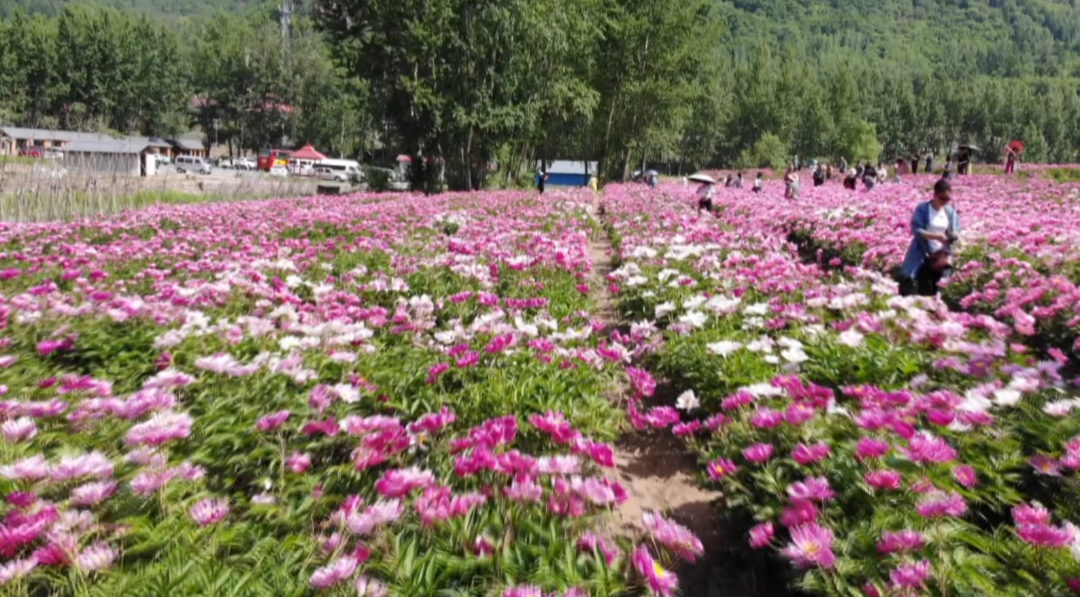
xmin=408 ymin=406 xmax=455 ymax=435
xmin=286 ymin=452 xmax=312 ymax=474
xmin=781 ymin=523 xmax=836 ymax=569
xmin=749 ymin=522 xmax=774 ymax=549
xmin=916 ymin=491 xmax=967 ymax=519
xmin=631 ymin=545 xmax=678 ymax=597
xmin=1012 ymin=503 xmax=1051 ymax=526
xmin=355 ymin=576 xmax=388 ymax=597
xmin=577 ymin=532 xmax=618 ymax=565
xmin=706 ymin=458 xmax=738 ymax=481
xmin=70 ymin=481 xmax=118 ymax=506
xmin=1029 ymin=454 xmax=1061 ymax=476
xmin=310 ymin=557 xmax=358 ymax=589
xmin=255 ymin=410 xmax=290 ymax=432
xmin=626 ymin=367 xmax=656 ymax=398
xmin=877 ymin=530 xmax=923 ymax=554
xmin=720 ymin=391 xmax=754 ymax=410
xmin=864 ymin=469 xmax=902 ymax=490
xmin=426 ymin=362 xmax=450 ymax=384
xmin=529 ymin=411 xmax=576 ymax=443
xmin=779 ymin=499 xmax=818 ymax=528
xmin=1 ymin=417 xmax=36 ymax=443
xmin=537 ymin=455 xmax=580 ymax=475
xmin=899 ymin=433 xmax=956 ymax=464
xmin=188 ymin=497 xmax=229 ymax=527
xmin=0 ymin=455 xmax=48 ymax=480
xmin=0 ymin=558 xmax=36 ymax=583
xmin=345 ymin=499 xmax=402 ymax=535
xmin=951 ymin=465 xmax=977 ymax=488
xmin=854 ymin=437 xmax=889 ymax=460
xmin=790 ymin=442 xmax=830 ymax=465
xmin=749 ymin=407 xmax=783 ymax=429
xmin=124 ymin=411 xmax=193 ymax=446
xmin=500 ymin=587 xmax=542 ymax=597
xmin=374 ymin=467 xmax=435 ymax=498
xmin=787 ymin=477 xmax=834 ymax=502
xmin=642 ymin=511 xmax=704 ymax=562
xmin=75 ymin=542 xmax=116 ymax=571
xmin=504 ymin=478 xmax=543 ymax=502
xmin=1016 ymin=523 xmax=1072 ymax=547
xmin=784 ymin=403 xmax=816 ymax=426
xmin=742 ymin=443 xmax=775 ymax=464
xmin=889 ymin=559 xmax=930 ymax=589
xmin=50 ymin=451 xmax=113 ymax=481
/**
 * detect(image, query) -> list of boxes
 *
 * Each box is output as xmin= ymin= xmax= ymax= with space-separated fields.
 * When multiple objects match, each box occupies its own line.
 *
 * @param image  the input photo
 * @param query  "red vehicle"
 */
xmin=257 ymin=149 xmax=292 ymax=172
xmin=18 ymin=145 xmax=43 ymax=158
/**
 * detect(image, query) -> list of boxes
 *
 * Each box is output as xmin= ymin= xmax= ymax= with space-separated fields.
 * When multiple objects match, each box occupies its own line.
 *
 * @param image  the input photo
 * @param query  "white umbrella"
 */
xmin=687 ymin=173 xmax=715 ymax=184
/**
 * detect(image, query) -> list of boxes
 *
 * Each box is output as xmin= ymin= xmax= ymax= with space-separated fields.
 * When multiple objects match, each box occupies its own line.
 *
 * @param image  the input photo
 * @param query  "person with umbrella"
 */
xmin=957 ymin=145 xmax=976 ymax=175
xmin=1005 ymin=140 xmax=1023 ymax=175
xmin=689 ymin=174 xmax=716 ymax=212
xmin=645 ymin=169 xmax=659 ymax=188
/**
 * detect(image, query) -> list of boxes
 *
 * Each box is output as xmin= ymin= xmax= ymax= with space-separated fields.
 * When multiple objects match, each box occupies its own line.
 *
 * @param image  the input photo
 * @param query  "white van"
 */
xmin=287 ymin=158 xmax=316 ymax=177
xmin=316 ymin=159 xmax=363 ymax=182
xmin=176 ymin=155 xmax=212 ymax=175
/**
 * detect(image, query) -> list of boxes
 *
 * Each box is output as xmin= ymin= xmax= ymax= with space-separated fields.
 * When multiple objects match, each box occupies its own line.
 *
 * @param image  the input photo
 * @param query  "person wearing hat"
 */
xmin=900 ymin=179 xmax=960 ymax=297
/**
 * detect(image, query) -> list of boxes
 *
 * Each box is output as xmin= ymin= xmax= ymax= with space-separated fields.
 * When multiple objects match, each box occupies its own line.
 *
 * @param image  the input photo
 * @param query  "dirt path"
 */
xmin=586 ymin=195 xmax=740 ymax=597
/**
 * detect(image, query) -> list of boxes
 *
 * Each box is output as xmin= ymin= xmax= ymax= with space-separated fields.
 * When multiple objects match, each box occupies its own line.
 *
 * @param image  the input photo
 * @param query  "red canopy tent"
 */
xmin=289 ymin=143 xmax=327 ymax=161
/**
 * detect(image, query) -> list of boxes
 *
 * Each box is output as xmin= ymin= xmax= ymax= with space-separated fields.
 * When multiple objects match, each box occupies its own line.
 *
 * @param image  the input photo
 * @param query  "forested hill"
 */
xmin=718 ymin=0 xmax=1080 ymax=78
xmin=0 ymin=0 xmax=272 ymax=19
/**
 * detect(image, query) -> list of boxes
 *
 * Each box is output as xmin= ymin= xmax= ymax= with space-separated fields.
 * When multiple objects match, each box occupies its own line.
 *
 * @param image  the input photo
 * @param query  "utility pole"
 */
xmin=280 ymin=0 xmax=292 ymax=51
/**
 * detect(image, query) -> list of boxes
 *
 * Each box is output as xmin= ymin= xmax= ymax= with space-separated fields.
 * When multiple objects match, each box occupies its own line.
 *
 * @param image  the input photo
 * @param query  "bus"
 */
xmin=257 ymin=149 xmax=292 ymax=172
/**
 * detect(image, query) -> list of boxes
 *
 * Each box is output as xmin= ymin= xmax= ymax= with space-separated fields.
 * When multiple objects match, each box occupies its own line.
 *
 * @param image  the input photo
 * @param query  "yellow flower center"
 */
xmin=805 ymin=542 xmax=820 ymax=556
xmin=652 ymin=561 xmax=667 ymax=578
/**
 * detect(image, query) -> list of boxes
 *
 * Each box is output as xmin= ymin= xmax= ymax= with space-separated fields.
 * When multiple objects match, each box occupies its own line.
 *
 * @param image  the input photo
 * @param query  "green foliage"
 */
xmin=736 ymin=133 xmax=789 ymax=170
xmin=363 ymin=166 xmax=392 ymax=193
xmin=837 ymin=120 xmax=882 ymax=163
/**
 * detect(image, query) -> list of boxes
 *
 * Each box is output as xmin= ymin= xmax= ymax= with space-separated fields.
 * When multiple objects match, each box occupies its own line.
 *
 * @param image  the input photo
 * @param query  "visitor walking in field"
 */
xmin=901 ymin=178 xmax=960 ymax=297
xmin=862 ymin=162 xmax=878 ymax=191
xmin=925 ymin=151 xmax=933 ymax=174
xmin=783 ymin=165 xmax=800 ymax=199
xmin=752 ymin=172 xmax=763 ymax=193
xmin=812 ymin=164 xmax=825 ymax=187
xmin=1004 ymin=143 xmax=1021 ymax=175
xmin=695 ymin=180 xmax=715 ymax=212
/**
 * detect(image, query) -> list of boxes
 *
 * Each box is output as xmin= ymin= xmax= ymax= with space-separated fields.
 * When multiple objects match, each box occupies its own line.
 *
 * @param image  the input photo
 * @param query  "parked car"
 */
xmin=17 ymin=146 xmax=43 ymax=158
xmin=176 ymin=155 xmax=213 ymax=175
xmin=234 ymin=158 xmax=256 ymax=171
xmin=269 ymin=165 xmax=289 ymax=178
xmin=317 ymin=166 xmax=351 ymax=183
xmin=156 ymin=155 xmax=173 ymax=167
xmin=217 ymin=158 xmax=233 ymax=169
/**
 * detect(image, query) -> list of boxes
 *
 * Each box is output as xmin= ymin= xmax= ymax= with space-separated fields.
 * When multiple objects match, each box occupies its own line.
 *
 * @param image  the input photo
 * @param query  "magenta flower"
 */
xmin=720 ymin=391 xmax=754 ymax=410
xmin=1012 ymin=503 xmax=1051 ymax=526
xmin=529 ymin=411 xmax=576 ymax=443
xmin=0 ymin=455 xmax=48 ymax=481
xmin=124 ymin=411 xmax=193 ymax=446
xmin=346 ymin=499 xmax=403 ymax=535
xmin=374 ymin=467 xmax=434 ymax=498
xmin=631 ymin=545 xmax=677 ymax=597
xmin=864 ymin=470 xmax=902 ymax=490
xmin=408 ymin=406 xmax=456 ymax=435
xmin=310 ymin=557 xmax=358 ymax=589
xmin=74 ymin=542 xmax=116 ymax=571
xmin=642 ymin=511 xmax=704 ymax=562
xmin=537 ymin=455 xmax=580 ymax=475
xmin=889 ymin=559 xmax=931 ymax=589
xmin=951 ymin=465 xmax=977 ymax=488
xmin=1 ymin=417 xmax=36 ymax=443
xmin=877 ymin=530 xmax=923 ymax=554
xmin=50 ymin=452 xmax=113 ymax=481
xmin=790 ymin=442 xmax=830 ymax=465
xmin=787 ymin=477 xmax=834 ymax=502
xmin=1029 ymin=454 xmax=1062 ymax=476
xmin=916 ymin=491 xmax=967 ymax=519
xmin=748 ymin=521 xmax=774 ymax=549
xmin=899 ymin=433 xmax=956 ymax=464
xmin=500 ymin=587 xmax=542 ymax=597
xmin=188 ymin=497 xmax=229 ymax=527
xmin=1016 ymin=523 xmax=1072 ymax=547
xmin=779 ymin=499 xmax=818 ymax=528
xmin=504 ymin=479 xmax=543 ymax=503
xmin=742 ymin=443 xmax=775 ymax=464
xmin=781 ymin=523 xmax=836 ymax=569
xmin=286 ymin=452 xmax=312 ymax=474
xmin=626 ymin=367 xmax=656 ymax=398
xmin=749 ymin=407 xmax=783 ymax=429
xmin=577 ymin=532 xmax=618 ymax=566
xmin=854 ymin=437 xmax=889 ymax=460
xmin=70 ymin=481 xmax=118 ymax=506
xmin=784 ymin=403 xmax=816 ymax=426
xmin=706 ymin=458 xmax=738 ymax=481
xmin=255 ymin=410 xmax=290 ymax=432
xmin=426 ymin=362 xmax=450 ymax=384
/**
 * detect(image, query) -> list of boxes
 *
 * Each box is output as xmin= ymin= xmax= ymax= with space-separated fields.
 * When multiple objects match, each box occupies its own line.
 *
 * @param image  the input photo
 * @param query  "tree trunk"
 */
xmin=600 ymin=93 xmax=618 ymax=179
xmin=465 ymin=125 xmax=474 ymax=190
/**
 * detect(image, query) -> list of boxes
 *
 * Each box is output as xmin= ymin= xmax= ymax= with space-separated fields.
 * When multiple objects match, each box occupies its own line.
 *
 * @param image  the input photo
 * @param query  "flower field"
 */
xmin=601 ymin=176 xmax=1080 ymax=597
xmin=0 ymin=190 xmax=701 ymax=597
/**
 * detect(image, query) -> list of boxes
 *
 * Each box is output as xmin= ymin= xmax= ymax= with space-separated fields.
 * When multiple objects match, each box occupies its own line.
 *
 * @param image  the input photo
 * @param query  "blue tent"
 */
xmin=537 ymin=160 xmax=598 ymax=187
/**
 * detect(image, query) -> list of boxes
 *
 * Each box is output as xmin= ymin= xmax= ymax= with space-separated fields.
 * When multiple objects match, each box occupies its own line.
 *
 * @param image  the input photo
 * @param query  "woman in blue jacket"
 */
xmin=900 ymin=179 xmax=960 ymax=297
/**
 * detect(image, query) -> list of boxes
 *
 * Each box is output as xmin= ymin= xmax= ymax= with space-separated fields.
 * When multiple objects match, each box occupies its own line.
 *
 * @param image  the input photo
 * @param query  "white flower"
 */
xmin=993 ymin=389 xmax=1022 ymax=407
xmin=706 ymin=341 xmax=742 ymax=357
xmin=1043 ymin=399 xmax=1078 ymax=417
xmin=704 ymin=294 xmax=741 ymax=315
xmin=675 ymin=390 xmax=700 ymax=411
xmin=837 ymin=329 xmax=864 ymax=348
xmin=678 ymin=311 xmax=707 ymax=328
xmin=1065 ymin=522 xmax=1080 ymax=562
xmin=683 ymin=296 xmax=706 ymax=310
xmin=743 ymin=303 xmax=769 ymax=316
xmin=746 ymin=337 xmax=775 ymax=353
xmin=781 ymin=348 xmax=809 ymax=364
xmin=744 ymin=382 xmax=782 ymax=397
xmin=764 ymin=355 xmax=780 ymax=364
xmin=655 ymin=302 xmax=676 ymax=319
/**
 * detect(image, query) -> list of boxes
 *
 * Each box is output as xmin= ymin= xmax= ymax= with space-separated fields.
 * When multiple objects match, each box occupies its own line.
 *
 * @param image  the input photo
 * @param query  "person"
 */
xmin=855 ymin=162 xmax=865 ymax=179
xmin=942 ymin=155 xmax=954 ymax=180
xmin=1005 ymin=145 xmax=1020 ymax=175
xmin=813 ymin=164 xmax=826 ymax=187
xmin=862 ymin=162 xmax=878 ymax=191
xmin=648 ymin=172 xmax=658 ymax=188
xmin=724 ymin=174 xmax=734 ymax=188
xmin=588 ymin=175 xmax=598 ymax=192
xmin=695 ymin=181 xmax=715 ymax=212
xmin=910 ymin=153 xmax=920 ymax=175
xmin=752 ymin=172 xmax=763 ymax=193
xmin=896 ymin=158 xmax=910 ymax=176
xmin=900 ymin=178 xmax=960 ymax=297
xmin=957 ymin=148 xmax=971 ymax=175
xmin=838 ymin=156 xmax=848 ymax=175
xmin=783 ymin=166 xmax=800 ymax=199
xmin=925 ymin=151 xmax=934 ymax=174
xmin=732 ymin=172 xmax=744 ymax=189
xmin=537 ymin=171 xmax=548 ymax=194
xmin=876 ymin=161 xmax=888 ymax=185
xmin=843 ymin=168 xmax=858 ymax=190
xmin=826 ymin=163 xmax=834 ymax=180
